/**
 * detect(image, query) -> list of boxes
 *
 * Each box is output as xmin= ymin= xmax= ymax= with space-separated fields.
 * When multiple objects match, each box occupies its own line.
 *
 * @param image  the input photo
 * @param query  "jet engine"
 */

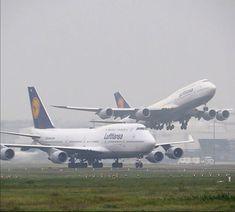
xmin=0 ymin=146 xmax=15 ymax=160
xmin=48 ymin=150 xmax=68 ymax=164
xmin=202 ymin=109 xmax=216 ymax=121
xmin=165 ymin=147 xmax=183 ymax=159
xmin=135 ymin=108 xmax=150 ymax=120
xmin=98 ymin=108 xmax=113 ymax=119
xmin=146 ymin=151 xmax=164 ymax=163
xmin=216 ymin=110 xmax=230 ymax=121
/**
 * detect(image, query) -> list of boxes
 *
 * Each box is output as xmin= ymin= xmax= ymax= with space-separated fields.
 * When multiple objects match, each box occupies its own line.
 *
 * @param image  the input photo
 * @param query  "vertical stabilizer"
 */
xmin=28 ymin=87 xmax=54 ymax=129
xmin=114 ymin=92 xmax=130 ymax=108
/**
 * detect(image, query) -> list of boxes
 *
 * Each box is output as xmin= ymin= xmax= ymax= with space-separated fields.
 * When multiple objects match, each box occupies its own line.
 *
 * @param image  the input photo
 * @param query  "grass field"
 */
xmin=1 ymin=164 xmax=235 ymax=211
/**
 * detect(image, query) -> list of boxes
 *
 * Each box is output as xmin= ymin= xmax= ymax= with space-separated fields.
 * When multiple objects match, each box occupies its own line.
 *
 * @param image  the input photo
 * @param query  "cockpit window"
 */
xmin=136 ymin=127 xmax=146 ymax=130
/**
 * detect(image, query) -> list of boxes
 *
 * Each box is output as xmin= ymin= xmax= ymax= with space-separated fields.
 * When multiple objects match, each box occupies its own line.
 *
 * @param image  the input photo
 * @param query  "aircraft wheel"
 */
xmin=77 ymin=163 xmax=88 ymax=168
xmin=181 ymin=124 xmax=187 ymax=130
xmin=135 ymin=161 xmax=143 ymax=168
xmin=155 ymin=125 xmax=160 ymax=130
xmin=203 ymin=106 xmax=209 ymax=111
xmin=159 ymin=124 xmax=164 ymax=130
xmin=112 ymin=162 xmax=121 ymax=168
xmin=118 ymin=163 xmax=123 ymax=168
xmin=93 ymin=162 xmax=103 ymax=168
xmin=112 ymin=163 xmax=117 ymax=168
xmin=68 ymin=163 xmax=76 ymax=168
xmin=99 ymin=163 xmax=103 ymax=168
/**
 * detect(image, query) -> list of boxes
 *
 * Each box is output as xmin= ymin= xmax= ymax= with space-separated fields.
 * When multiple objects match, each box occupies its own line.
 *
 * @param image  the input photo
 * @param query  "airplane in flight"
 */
xmin=0 ymin=87 xmax=193 ymax=168
xmin=53 ymin=79 xmax=231 ymax=130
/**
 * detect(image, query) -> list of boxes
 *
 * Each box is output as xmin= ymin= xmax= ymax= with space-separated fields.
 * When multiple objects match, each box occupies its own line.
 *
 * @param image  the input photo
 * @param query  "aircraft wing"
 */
xmin=155 ymin=135 xmax=194 ymax=148
xmin=52 ymin=103 xmax=183 ymax=123
xmin=52 ymin=105 xmax=136 ymax=116
xmin=52 ymin=104 xmax=179 ymax=116
xmin=1 ymin=131 xmax=108 ymax=154
xmin=2 ymin=143 xmax=108 ymax=155
xmin=0 ymin=131 xmax=41 ymax=139
xmin=51 ymin=105 xmax=101 ymax=112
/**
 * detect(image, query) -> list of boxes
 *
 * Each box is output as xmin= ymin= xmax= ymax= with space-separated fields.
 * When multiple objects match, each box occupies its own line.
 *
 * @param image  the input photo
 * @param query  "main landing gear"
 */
xmin=92 ymin=160 xmax=103 ymax=168
xmin=166 ymin=123 xmax=174 ymax=130
xmin=154 ymin=123 xmax=174 ymax=131
xmin=112 ymin=159 xmax=123 ymax=168
xmin=154 ymin=124 xmax=164 ymax=130
xmin=68 ymin=157 xmax=88 ymax=168
xmin=180 ymin=120 xmax=188 ymax=130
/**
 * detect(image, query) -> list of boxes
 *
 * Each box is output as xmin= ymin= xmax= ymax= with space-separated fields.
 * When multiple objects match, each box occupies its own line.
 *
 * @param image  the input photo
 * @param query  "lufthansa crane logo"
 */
xmin=117 ymin=98 xmax=125 ymax=108
xmin=32 ymin=97 xmax=40 ymax=119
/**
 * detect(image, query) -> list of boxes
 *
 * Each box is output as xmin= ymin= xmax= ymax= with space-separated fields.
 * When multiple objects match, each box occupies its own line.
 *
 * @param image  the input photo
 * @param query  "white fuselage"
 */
xmin=124 ymin=79 xmax=216 ymax=123
xmin=149 ymin=79 xmax=216 ymax=110
xmin=32 ymin=123 xmax=156 ymax=159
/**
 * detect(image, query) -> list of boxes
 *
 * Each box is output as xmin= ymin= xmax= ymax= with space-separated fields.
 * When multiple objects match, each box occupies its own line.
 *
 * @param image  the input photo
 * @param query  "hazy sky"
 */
xmin=1 ymin=0 xmax=235 ymax=124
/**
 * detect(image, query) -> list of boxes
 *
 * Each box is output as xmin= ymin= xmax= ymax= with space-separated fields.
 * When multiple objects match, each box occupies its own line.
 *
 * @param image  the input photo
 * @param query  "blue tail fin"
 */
xmin=28 ymin=87 xmax=54 ymax=129
xmin=114 ymin=92 xmax=131 ymax=108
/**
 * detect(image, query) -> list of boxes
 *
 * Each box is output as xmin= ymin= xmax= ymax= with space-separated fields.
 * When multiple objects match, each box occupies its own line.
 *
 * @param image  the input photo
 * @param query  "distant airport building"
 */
xmin=198 ymin=139 xmax=235 ymax=162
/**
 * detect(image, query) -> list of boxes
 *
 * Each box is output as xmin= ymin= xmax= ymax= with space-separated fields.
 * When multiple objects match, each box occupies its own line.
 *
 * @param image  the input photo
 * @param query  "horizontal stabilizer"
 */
xmin=0 ymin=131 xmax=40 ymax=139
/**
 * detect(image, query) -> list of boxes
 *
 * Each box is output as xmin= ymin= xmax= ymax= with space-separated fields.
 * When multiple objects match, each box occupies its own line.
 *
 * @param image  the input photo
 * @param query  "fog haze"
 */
xmin=1 ymin=0 xmax=235 ymax=124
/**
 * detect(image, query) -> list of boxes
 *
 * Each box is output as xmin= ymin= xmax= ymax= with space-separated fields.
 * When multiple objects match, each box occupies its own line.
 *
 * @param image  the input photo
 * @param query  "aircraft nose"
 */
xmin=208 ymin=82 xmax=216 ymax=96
xmin=146 ymin=131 xmax=156 ymax=147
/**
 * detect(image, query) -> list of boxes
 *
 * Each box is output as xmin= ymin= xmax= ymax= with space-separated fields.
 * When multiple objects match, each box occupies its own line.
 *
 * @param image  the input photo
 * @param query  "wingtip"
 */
xmin=51 ymin=105 xmax=65 ymax=109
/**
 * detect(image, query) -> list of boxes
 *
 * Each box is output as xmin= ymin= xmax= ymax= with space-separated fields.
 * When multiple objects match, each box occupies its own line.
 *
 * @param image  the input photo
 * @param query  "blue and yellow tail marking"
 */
xmin=28 ymin=87 xmax=54 ymax=129
xmin=114 ymin=92 xmax=130 ymax=108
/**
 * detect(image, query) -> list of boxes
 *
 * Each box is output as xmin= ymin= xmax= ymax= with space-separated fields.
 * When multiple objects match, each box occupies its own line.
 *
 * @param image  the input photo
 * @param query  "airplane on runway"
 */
xmin=53 ymin=79 xmax=231 ymax=130
xmin=0 ymin=87 xmax=193 ymax=168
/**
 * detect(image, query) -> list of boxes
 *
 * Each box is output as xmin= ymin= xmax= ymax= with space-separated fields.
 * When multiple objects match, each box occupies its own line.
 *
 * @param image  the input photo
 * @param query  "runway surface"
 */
xmin=1 ymin=164 xmax=235 ymax=211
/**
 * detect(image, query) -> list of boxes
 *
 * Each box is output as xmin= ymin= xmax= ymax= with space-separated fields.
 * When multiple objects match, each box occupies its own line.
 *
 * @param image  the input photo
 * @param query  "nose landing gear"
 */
xmin=135 ymin=159 xmax=143 ymax=168
xmin=203 ymin=105 xmax=209 ymax=111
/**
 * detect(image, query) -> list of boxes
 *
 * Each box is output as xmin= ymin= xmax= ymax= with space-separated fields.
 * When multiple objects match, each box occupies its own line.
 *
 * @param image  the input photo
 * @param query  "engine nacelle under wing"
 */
xmin=97 ymin=108 xmax=113 ymax=119
xmin=48 ymin=150 xmax=68 ymax=164
xmin=165 ymin=147 xmax=183 ymax=159
xmin=146 ymin=151 xmax=164 ymax=163
xmin=216 ymin=110 xmax=230 ymax=121
xmin=135 ymin=108 xmax=150 ymax=120
xmin=202 ymin=109 xmax=216 ymax=121
xmin=0 ymin=146 xmax=15 ymax=160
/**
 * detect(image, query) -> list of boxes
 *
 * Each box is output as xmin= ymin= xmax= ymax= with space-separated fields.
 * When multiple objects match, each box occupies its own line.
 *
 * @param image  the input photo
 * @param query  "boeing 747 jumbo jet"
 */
xmin=0 ymin=87 xmax=193 ymax=168
xmin=53 ymin=79 xmax=231 ymax=130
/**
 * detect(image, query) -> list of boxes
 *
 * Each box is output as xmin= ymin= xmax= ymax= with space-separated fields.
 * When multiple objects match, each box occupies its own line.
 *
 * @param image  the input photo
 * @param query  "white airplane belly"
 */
xmin=103 ymin=140 xmax=153 ymax=158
